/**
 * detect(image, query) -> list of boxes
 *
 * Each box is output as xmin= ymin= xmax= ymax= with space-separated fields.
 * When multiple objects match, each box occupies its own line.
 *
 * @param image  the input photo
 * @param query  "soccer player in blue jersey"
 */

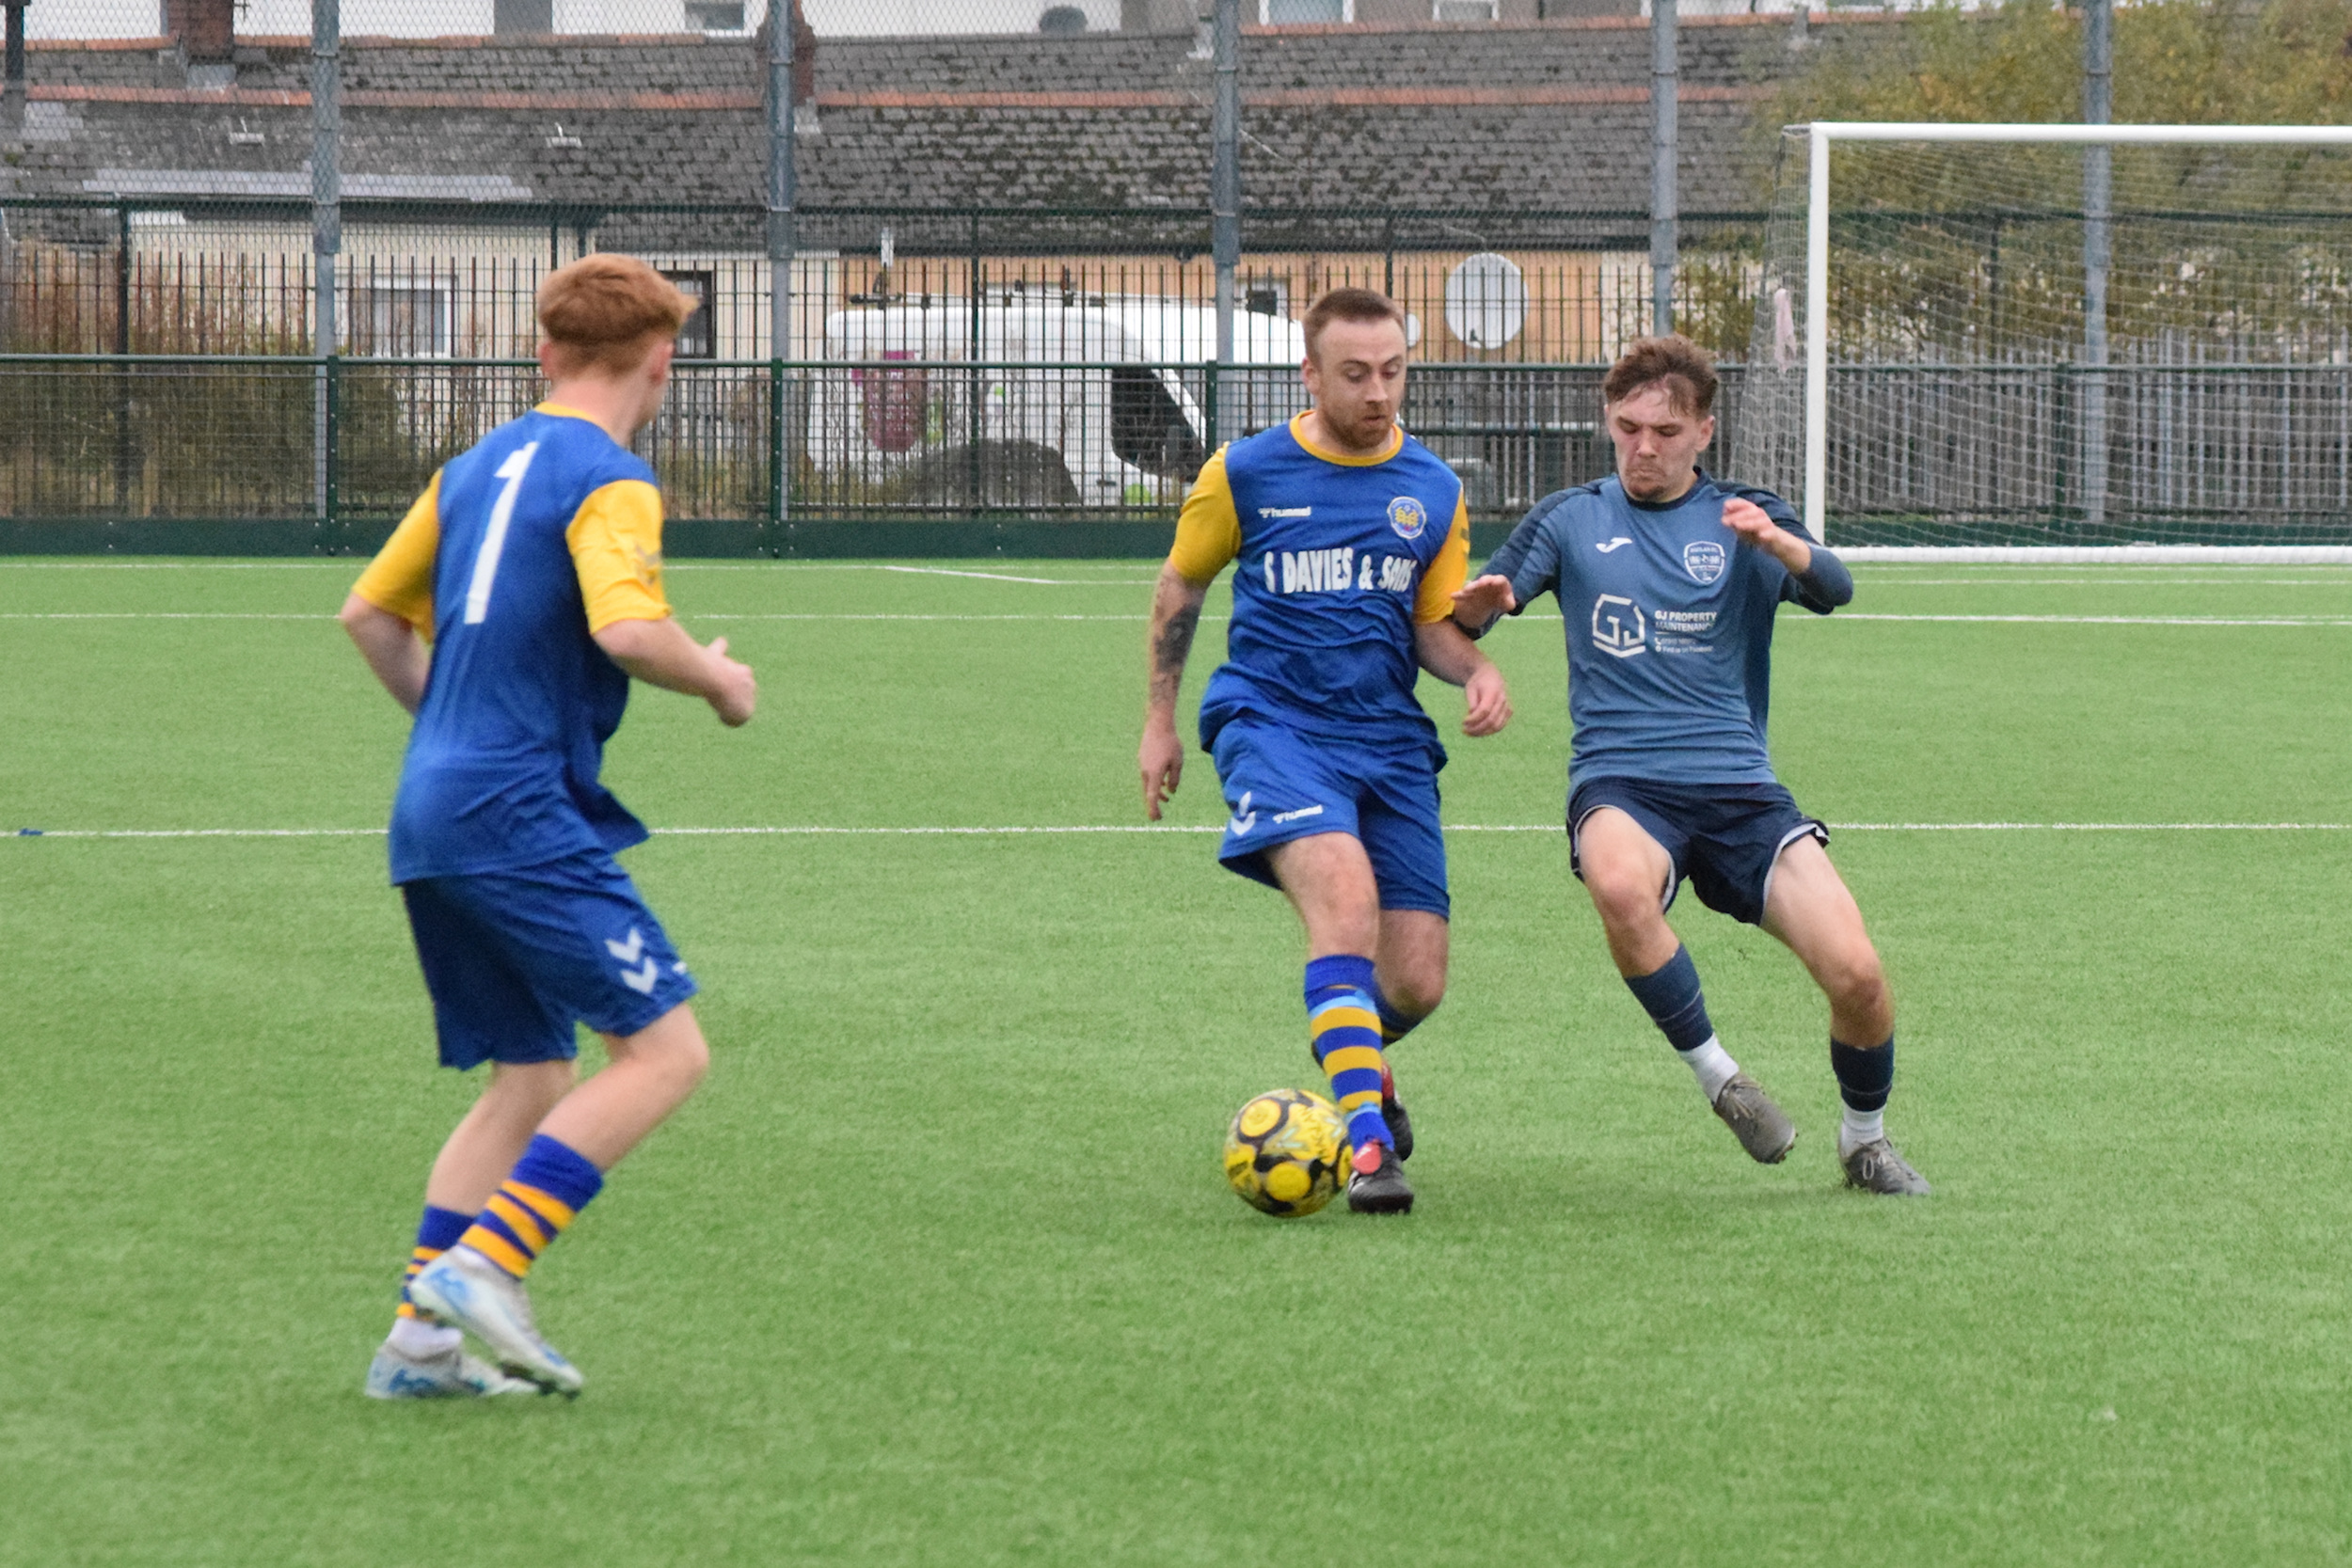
xmin=341 ymin=255 xmax=758 ymax=1399
xmin=1139 ymin=288 xmax=1512 ymax=1215
xmin=1452 ymin=335 xmax=1929 ymax=1195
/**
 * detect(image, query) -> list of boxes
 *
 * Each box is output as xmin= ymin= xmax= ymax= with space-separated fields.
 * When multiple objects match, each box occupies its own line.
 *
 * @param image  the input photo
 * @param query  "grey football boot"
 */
xmin=1709 ymin=1072 xmax=1798 ymax=1164
xmin=365 ymin=1338 xmax=538 ymax=1400
xmin=407 ymin=1244 xmax=584 ymax=1398
xmin=1840 ymin=1138 xmax=1931 ymax=1196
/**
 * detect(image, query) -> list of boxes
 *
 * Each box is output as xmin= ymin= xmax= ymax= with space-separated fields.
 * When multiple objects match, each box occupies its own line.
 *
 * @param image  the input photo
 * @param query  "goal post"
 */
xmin=1737 ymin=121 xmax=2352 ymax=559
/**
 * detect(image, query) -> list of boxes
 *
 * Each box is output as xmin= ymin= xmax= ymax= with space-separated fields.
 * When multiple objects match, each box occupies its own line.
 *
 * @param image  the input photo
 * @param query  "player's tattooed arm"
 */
xmin=1140 ymin=564 xmax=1212 ymax=820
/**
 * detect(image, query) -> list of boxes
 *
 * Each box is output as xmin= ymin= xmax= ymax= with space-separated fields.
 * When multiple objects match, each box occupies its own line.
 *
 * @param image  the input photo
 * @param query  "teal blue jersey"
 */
xmin=1483 ymin=472 xmax=1842 ymax=787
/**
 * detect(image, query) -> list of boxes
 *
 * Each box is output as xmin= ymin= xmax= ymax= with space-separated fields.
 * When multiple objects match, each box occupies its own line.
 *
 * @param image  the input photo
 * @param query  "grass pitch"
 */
xmin=6 ymin=559 xmax=2352 ymax=1565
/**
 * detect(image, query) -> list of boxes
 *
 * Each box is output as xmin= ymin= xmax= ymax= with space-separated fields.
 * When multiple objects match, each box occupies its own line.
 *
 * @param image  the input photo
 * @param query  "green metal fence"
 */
xmin=2 ymin=354 xmax=1743 ymax=556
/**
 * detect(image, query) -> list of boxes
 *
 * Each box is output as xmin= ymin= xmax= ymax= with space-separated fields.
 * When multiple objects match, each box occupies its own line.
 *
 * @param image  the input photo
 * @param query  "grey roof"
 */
xmin=4 ymin=16 xmax=1860 ymax=212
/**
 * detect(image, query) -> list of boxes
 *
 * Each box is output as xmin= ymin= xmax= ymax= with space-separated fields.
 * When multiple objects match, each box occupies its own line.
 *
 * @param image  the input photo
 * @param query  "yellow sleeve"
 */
xmin=1167 ymin=447 xmax=1241 ymax=585
xmin=1412 ymin=495 xmax=1471 ymax=624
xmin=350 ymin=471 xmax=442 ymax=637
xmin=567 ymin=480 xmax=673 ymax=632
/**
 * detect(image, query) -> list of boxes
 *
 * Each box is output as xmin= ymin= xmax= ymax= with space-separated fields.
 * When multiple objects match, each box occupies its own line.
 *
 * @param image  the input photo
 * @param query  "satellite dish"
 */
xmin=1442 ymin=252 xmax=1526 ymax=351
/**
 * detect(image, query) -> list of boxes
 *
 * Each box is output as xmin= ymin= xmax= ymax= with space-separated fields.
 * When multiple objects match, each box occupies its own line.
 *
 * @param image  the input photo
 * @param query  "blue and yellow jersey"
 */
xmin=1168 ymin=413 xmax=1470 ymax=756
xmin=351 ymin=403 xmax=673 ymax=883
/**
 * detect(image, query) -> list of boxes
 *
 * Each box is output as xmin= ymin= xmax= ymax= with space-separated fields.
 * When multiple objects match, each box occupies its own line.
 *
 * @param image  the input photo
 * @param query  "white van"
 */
xmin=812 ymin=293 xmax=1308 ymax=509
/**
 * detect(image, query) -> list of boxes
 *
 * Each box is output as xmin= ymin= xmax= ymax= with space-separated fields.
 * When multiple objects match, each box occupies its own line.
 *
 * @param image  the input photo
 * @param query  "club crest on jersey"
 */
xmin=1683 ymin=540 xmax=1727 ymax=584
xmin=1387 ymin=496 xmax=1427 ymax=541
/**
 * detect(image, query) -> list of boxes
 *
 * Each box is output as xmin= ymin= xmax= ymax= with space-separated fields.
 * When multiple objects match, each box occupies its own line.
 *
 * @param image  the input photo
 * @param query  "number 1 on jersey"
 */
xmin=462 ymin=442 xmax=540 ymax=626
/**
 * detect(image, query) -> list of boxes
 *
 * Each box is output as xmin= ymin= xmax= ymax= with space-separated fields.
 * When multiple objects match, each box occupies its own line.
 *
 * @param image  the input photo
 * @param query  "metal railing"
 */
xmin=22 ymin=351 xmax=2346 ymax=551
xmin=0 ymin=354 xmax=1746 ymax=551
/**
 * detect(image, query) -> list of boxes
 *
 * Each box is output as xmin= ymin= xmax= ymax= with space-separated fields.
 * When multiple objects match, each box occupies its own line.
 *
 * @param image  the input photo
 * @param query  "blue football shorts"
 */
xmin=399 ymin=847 xmax=699 ymax=1071
xmin=1567 ymin=775 xmax=1828 ymax=928
xmin=1208 ymin=716 xmax=1450 ymax=917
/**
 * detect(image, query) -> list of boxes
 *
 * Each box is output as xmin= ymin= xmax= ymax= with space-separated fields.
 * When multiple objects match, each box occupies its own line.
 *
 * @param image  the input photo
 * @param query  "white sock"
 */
xmin=388 ymin=1315 xmax=461 ymax=1356
xmin=1839 ymin=1105 xmax=1885 ymax=1156
xmin=1677 ymin=1036 xmax=1740 ymax=1102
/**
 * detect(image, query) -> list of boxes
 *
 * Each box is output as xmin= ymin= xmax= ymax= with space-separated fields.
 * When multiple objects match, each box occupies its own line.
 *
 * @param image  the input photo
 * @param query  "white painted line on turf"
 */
xmin=1792 ymin=612 xmax=2352 ymax=626
xmin=0 ymin=612 xmax=329 ymax=620
xmin=19 ymin=821 xmax=2352 ymax=839
xmin=874 ymin=565 xmax=1149 ymax=585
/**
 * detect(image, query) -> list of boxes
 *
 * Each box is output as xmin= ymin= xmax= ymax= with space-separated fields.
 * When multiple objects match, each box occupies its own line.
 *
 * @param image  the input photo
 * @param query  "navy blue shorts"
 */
xmin=1568 ymin=776 xmax=1827 ymax=927
xmin=400 ymin=849 xmax=699 ymax=1071
xmin=1209 ymin=717 xmax=1449 ymax=917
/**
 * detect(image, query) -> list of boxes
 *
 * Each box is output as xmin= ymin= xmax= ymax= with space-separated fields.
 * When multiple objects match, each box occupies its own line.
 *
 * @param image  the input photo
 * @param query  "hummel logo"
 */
xmin=1597 ymin=537 xmax=1633 ymax=552
xmin=1228 ymin=790 xmax=1258 ymax=835
xmin=608 ymin=927 xmax=660 ymax=993
xmin=1257 ymin=506 xmax=1312 ymax=518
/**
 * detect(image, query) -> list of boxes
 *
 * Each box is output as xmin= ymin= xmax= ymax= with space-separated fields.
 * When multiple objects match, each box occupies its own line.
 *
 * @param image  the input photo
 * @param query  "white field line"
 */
xmin=14 ymin=610 xmax=2352 ymax=627
xmin=14 ymin=821 xmax=2352 ymax=839
xmin=1792 ymin=612 xmax=2352 ymax=626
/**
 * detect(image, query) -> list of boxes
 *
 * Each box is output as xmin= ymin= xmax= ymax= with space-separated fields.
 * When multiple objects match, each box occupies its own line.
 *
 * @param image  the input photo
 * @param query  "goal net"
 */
xmin=1733 ymin=123 xmax=2352 ymax=553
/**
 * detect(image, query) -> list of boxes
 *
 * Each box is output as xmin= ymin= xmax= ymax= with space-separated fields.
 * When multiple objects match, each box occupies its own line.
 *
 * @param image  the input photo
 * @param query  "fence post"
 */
xmin=967 ymin=211 xmax=982 ymax=519
xmin=1211 ymin=0 xmax=1239 ymax=438
xmin=114 ymin=202 xmax=135 ymax=515
xmin=768 ymin=355 xmax=785 ymax=555
xmin=1649 ymin=0 xmax=1677 ymax=337
xmin=325 ymin=353 xmax=342 ymax=541
xmin=311 ymin=0 xmax=341 ymax=539
xmin=766 ymin=0 xmax=795 ymax=556
xmin=2081 ymin=0 xmax=2111 ymax=530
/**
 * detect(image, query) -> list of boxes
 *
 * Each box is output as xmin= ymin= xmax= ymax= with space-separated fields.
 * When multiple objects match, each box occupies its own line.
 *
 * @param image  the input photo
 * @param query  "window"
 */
xmin=683 ymin=1 xmax=746 ymax=30
xmin=349 ymin=283 xmax=453 ymax=357
xmin=1111 ymin=367 xmax=1206 ymax=480
xmin=663 ymin=270 xmax=716 ymax=359
xmin=1433 ymin=0 xmax=1498 ymax=17
xmin=1241 ymin=278 xmax=1289 ymax=317
xmin=1261 ymin=0 xmax=1349 ymax=22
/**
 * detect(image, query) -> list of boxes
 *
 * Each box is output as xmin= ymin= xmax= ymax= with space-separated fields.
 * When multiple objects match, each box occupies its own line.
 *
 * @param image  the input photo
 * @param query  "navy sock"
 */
xmin=398 ymin=1203 xmax=474 ymax=1318
xmin=1830 ymin=1035 xmax=1894 ymax=1112
xmin=1624 ymin=945 xmax=1715 ymax=1053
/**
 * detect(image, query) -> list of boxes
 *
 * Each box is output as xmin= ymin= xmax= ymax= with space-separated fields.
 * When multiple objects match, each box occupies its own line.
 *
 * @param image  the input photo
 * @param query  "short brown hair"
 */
xmin=1302 ymin=287 xmax=1408 ymax=358
xmin=536 ymin=254 xmax=697 ymax=376
xmin=1602 ymin=334 xmax=1719 ymax=418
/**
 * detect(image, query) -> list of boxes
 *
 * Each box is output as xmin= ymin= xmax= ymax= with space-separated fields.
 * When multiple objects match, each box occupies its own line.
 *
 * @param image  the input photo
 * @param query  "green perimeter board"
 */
xmin=6 ymin=562 xmax=2352 ymax=1565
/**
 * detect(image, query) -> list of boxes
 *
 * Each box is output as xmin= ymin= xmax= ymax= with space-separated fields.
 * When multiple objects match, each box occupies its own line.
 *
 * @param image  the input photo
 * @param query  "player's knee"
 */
xmin=1820 ymin=945 xmax=1889 ymax=1018
xmin=1584 ymin=864 xmax=1663 ymax=936
xmin=1386 ymin=968 xmax=1445 ymax=1022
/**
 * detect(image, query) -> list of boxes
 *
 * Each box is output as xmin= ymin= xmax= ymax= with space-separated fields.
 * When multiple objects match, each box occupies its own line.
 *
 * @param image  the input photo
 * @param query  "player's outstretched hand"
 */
xmin=704 ymin=635 xmax=756 ymax=727
xmin=1451 ymin=573 xmax=1518 ymax=630
xmin=1139 ymin=721 xmax=1185 ymax=821
xmin=1461 ymin=662 xmax=1512 ymax=737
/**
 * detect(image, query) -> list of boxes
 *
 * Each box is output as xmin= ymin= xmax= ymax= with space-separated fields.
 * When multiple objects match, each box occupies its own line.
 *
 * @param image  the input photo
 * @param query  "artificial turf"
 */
xmin=5 ymin=558 xmax=2352 ymax=1565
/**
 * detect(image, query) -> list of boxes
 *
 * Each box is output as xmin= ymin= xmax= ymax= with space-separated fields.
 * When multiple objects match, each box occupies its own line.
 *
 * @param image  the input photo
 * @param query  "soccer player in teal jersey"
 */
xmin=1453 ymin=336 xmax=1928 ymax=1195
xmin=1139 ymin=288 xmax=1512 ymax=1214
xmin=341 ymin=256 xmax=759 ymax=1399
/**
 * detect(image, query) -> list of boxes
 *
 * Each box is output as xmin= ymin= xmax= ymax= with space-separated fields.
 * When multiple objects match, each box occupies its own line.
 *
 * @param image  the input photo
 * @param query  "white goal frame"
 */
xmin=1802 ymin=121 xmax=2352 ymax=562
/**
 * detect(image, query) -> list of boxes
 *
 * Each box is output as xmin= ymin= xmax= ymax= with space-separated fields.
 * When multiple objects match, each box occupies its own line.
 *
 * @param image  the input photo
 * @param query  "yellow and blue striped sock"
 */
xmin=455 ymin=1134 xmax=605 ymax=1280
xmin=396 ymin=1204 xmax=474 ymax=1320
xmin=1307 ymin=954 xmax=1391 ymax=1150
